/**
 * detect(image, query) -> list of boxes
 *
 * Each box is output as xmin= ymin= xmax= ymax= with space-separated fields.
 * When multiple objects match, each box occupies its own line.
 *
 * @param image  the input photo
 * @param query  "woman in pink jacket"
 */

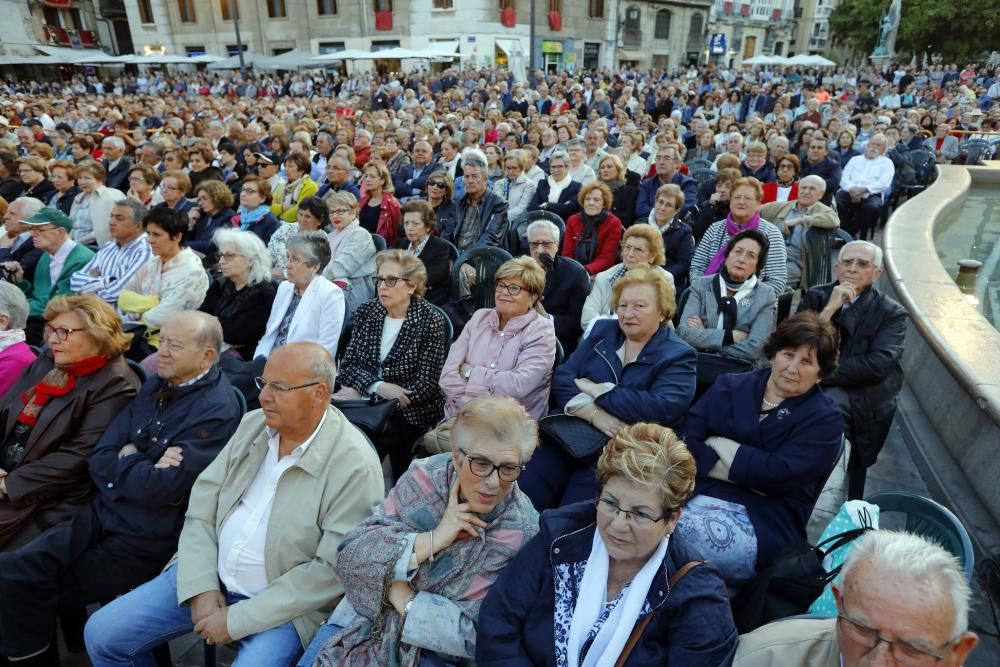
xmin=439 ymin=257 xmax=556 ymax=420
xmin=0 ymin=284 xmax=35 ymax=398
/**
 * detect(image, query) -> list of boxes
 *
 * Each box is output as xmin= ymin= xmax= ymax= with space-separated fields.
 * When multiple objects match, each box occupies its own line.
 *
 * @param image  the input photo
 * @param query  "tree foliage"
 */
xmin=829 ymin=0 xmax=1000 ymax=62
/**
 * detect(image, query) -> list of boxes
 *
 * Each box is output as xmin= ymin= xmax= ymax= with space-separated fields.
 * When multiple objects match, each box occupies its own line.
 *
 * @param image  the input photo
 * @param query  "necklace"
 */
xmin=762 ymin=396 xmax=781 ymax=410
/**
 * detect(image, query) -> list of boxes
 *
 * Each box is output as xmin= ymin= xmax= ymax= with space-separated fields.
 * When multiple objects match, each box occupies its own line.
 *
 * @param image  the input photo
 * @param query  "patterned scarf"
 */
xmin=705 ymin=211 xmax=762 ymax=276
xmin=18 ymin=356 xmax=109 ymax=426
xmin=313 ymin=453 xmax=539 ymax=666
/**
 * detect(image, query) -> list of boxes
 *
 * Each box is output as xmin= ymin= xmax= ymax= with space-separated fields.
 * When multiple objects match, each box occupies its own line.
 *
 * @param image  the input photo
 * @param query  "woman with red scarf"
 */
xmin=0 ymin=294 xmax=139 ymax=550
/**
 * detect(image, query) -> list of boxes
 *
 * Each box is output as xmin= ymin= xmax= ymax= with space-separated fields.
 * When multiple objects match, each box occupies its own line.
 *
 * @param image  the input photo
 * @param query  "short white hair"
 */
xmin=841 ymin=530 xmax=971 ymax=639
xmin=11 ymin=196 xmax=44 ymax=218
xmin=102 ymin=136 xmax=125 ymax=150
xmin=727 ymin=132 xmax=744 ymax=144
xmin=526 ymin=219 xmax=560 ymax=242
xmin=213 ymin=229 xmax=273 ymax=286
xmin=799 ymin=174 xmax=827 ymax=193
xmin=839 ymin=240 xmax=883 ymax=269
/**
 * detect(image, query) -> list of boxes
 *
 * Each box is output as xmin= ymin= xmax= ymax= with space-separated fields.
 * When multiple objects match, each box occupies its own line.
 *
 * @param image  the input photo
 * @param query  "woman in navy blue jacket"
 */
xmin=518 ymin=266 xmax=696 ymax=510
xmin=677 ymin=311 xmax=843 ymax=589
xmin=477 ymin=423 xmax=738 ymax=666
xmin=527 ymin=151 xmax=583 ymax=222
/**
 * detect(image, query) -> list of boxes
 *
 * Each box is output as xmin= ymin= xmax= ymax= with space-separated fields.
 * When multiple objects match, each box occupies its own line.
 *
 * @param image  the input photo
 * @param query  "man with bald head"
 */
xmin=759 ymin=174 xmax=840 ymax=290
xmin=86 ymin=342 xmax=384 ymax=666
xmin=0 ymin=311 xmax=241 ymax=666
xmin=834 ymin=134 xmax=894 ymax=238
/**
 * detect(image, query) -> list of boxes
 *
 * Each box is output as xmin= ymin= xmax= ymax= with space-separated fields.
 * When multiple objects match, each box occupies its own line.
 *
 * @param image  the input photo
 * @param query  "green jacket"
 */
xmin=174 ymin=406 xmax=384 ymax=647
xmin=21 ymin=243 xmax=95 ymax=317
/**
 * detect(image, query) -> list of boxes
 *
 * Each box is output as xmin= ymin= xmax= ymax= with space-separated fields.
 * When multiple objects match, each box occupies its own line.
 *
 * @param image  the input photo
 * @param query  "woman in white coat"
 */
xmin=492 ymin=149 xmax=538 ymax=225
xmin=254 ymin=231 xmax=346 ymax=360
xmin=68 ymin=161 xmax=125 ymax=247
xmin=323 ymin=190 xmax=376 ymax=316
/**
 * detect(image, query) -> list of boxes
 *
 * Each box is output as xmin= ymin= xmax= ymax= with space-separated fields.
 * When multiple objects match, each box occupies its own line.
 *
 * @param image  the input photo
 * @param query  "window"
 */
xmin=499 ymin=0 xmax=516 ymax=9
xmin=138 ymin=0 xmax=154 ymax=23
xmin=688 ymin=13 xmax=703 ymax=39
xmin=317 ymin=0 xmax=337 ymax=14
xmin=583 ymin=42 xmax=600 ymax=69
xmin=655 ymin=10 xmax=671 ymax=39
xmin=589 ymin=0 xmax=604 ymax=18
xmin=43 ymin=7 xmax=60 ymax=26
xmin=548 ymin=0 xmax=561 ymax=12
xmin=318 ymin=41 xmax=345 ymax=54
xmin=267 ymin=0 xmax=287 ymax=18
xmin=220 ymin=0 xmax=232 ymax=21
xmin=185 ymin=45 xmax=207 ymax=56
xmin=374 ymin=0 xmax=392 ymax=10
xmin=433 ymin=0 xmax=453 ymax=8
xmin=227 ymin=44 xmax=248 ymax=56
xmin=178 ymin=0 xmax=196 ymax=23
xmin=69 ymin=8 xmax=83 ymax=29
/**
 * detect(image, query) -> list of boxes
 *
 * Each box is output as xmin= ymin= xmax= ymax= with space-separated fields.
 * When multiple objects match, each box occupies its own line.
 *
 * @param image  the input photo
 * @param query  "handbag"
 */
xmin=331 ymin=395 xmax=399 ymax=435
xmin=539 ymin=414 xmax=610 ymax=463
xmin=614 ymin=561 xmax=704 ymax=667
xmin=733 ymin=527 xmax=873 ymax=633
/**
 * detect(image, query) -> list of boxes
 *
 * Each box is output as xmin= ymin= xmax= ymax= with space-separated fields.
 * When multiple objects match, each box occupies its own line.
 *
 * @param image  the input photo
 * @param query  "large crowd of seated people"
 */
xmin=0 ymin=57 xmax=986 ymax=664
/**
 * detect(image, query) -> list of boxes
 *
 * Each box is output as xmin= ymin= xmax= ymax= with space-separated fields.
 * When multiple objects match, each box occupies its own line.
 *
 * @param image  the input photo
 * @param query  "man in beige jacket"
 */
xmin=734 ymin=530 xmax=978 ymax=667
xmin=85 ymin=342 xmax=385 ymax=666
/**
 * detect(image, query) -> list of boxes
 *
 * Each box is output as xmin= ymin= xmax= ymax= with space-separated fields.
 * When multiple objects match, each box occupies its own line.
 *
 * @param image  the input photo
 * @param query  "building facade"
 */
xmin=790 ymin=0 xmax=836 ymax=56
xmin=706 ymin=0 xmax=795 ymax=67
xmin=1 ymin=0 xmax=117 ymax=56
xmin=616 ymin=1 xmax=713 ymax=71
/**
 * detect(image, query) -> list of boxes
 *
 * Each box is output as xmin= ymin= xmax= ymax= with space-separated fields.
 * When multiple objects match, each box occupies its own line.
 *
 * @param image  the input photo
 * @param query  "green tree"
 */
xmin=829 ymin=0 xmax=1000 ymax=62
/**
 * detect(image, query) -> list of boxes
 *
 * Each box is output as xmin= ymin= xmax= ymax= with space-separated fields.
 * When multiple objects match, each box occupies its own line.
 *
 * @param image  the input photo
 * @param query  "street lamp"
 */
xmin=529 ymin=0 xmax=536 ymax=75
xmin=232 ymin=0 xmax=246 ymax=75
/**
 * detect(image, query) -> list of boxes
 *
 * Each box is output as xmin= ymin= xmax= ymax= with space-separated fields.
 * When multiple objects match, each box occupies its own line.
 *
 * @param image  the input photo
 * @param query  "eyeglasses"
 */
xmin=241 ymin=187 xmax=260 ymax=195
xmin=495 ymin=282 xmax=528 ymax=296
xmin=458 ymin=448 xmax=524 ymax=482
xmin=427 ymin=181 xmax=446 ymax=188
xmin=218 ymin=252 xmax=243 ymax=262
xmin=44 ymin=325 xmax=85 ymax=342
xmin=837 ymin=611 xmax=952 ymax=664
xmin=372 ymin=275 xmax=410 ymax=288
xmin=838 ymin=258 xmax=875 ymax=269
xmin=329 ymin=208 xmax=351 ymax=216
xmin=253 ymin=377 xmax=322 ymax=394
xmin=529 ymin=240 xmax=557 ymax=248
xmin=597 ymin=497 xmax=667 ymax=527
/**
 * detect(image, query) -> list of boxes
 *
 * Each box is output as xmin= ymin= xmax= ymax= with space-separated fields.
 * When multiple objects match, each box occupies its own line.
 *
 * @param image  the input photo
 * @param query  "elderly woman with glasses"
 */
xmin=186 ymin=180 xmax=236 ymax=261
xmin=0 ymin=294 xmax=138 ymax=550
xmin=478 ymin=422 xmax=737 ymax=666
xmin=439 ymin=257 xmax=556 ymax=425
xmin=0 ymin=283 xmax=35 ymax=398
xmin=527 ymin=150 xmax=582 ymax=222
xmin=581 ymin=224 xmax=675 ymax=334
xmin=391 ymin=199 xmax=452 ymax=306
xmin=324 ymin=191 xmax=376 ymax=316
xmin=332 ymin=250 xmax=449 ymax=480
xmin=267 ymin=196 xmax=329 ymax=281
xmin=234 ymin=175 xmax=281 ymax=245
xmin=562 ymin=181 xmax=624 ymax=277
xmin=68 ymin=162 xmax=125 ymax=247
xmin=125 ymin=163 xmax=163 ymax=209
xmin=304 ymin=396 xmax=540 ymax=667
xmin=153 ymin=169 xmax=194 ymax=219
xmin=198 ymin=229 xmax=277 ymax=361
xmin=492 ymin=149 xmax=537 ymax=224
xmin=15 ymin=157 xmax=55 ymax=204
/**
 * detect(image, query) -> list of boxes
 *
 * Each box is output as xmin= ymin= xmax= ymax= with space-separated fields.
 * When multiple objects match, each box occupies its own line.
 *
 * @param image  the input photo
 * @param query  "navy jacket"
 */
xmin=553 ymin=320 xmax=696 ymax=428
xmin=799 ymin=156 xmax=842 ymax=205
xmin=316 ymin=180 xmax=360 ymax=201
xmin=0 ymin=235 xmax=42 ymax=284
xmin=155 ymin=197 xmax=194 ymax=219
xmin=186 ymin=207 xmax=235 ymax=257
xmin=393 ymin=160 xmax=443 ymax=199
xmin=741 ymin=162 xmax=777 ymax=184
xmin=540 ymin=254 xmax=590 ymax=353
xmin=682 ymin=369 xmax=843 ymax=568
xmin=88 ymin=366 xmax=241 ymax=540
xmin=235 ymin=210 xmax=281 ymax=246
xmin=636 ymin=174 xmax=698 ymax=221
xmin=477 ymin=501 xmax=738 ymax=666
xmin=660 ymin=218 xmax=695 ymax=290
xmin=527 ymin=180 xmax=582 ymax=222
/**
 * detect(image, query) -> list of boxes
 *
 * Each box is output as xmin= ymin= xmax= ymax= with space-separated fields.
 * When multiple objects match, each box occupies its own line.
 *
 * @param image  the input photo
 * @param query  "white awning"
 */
xmin=494 ymin=39 xmax=519 ymax=56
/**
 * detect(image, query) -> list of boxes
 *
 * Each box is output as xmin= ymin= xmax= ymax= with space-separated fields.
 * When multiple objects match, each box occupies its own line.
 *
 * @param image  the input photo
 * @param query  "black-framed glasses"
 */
xmin=253 ymin=377 xmax=321 ymax=394
xmin=44 ymin=325 xmax=85 ymax=342
xmin=597 ymin=496 xmax=666 ymax=527
xmin=495 ymin=282 xmax=528 ymax=296
xmin=836 ymin=611 xmax=952 ymax=664
xmin=372 ymin=275 xmax=410 ymax=288
xmin=458 ymin=448 xmax=524 ymax=482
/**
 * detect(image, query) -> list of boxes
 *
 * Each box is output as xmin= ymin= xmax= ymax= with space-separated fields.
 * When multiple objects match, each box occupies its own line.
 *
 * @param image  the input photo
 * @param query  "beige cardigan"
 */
xmin=173 ymin=406 xmax=384 ymax=647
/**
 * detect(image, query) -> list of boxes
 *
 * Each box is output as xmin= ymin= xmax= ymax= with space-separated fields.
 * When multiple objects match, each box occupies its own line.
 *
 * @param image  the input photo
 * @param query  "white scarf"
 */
xmin=567 ymin=531 xmax=669 ymax=667
xmin=715 ymin=274 xmax=758 ymax=329
xmin=328 ymin=219 xmax=360 ymax=260
xmin=0 ymin=328 xmax=26 ymax=355
xmin=547 ymin=174 xmax=573 ymax=204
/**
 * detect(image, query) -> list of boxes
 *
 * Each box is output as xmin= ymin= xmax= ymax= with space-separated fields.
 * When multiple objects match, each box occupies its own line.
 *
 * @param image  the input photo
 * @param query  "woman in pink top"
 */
xmin=0 ymin=284 xmax=36 ymax=398
xmin=439 ymin=257 xmax=556 ymax=420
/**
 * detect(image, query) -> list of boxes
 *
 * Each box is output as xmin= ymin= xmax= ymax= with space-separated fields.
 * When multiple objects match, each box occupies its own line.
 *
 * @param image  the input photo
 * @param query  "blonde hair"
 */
xmin=452 ymin=395 xmax=539 ymax=461
xmin=375 ymin=249 xmax=428 ymax=297
xmin=363 ymin=161 xmax=395 ymax=195
xmin=622 ymin=224 xmax=667 ymax=266
xmin=611 ymin=265 xmax=676 ymax=322
xmin=44 ymin=294 xmax=132 ymax=358
xmin=494 ymin=256 xmax=546 ymax=308
xmin=732 ymin=176 xmax=764 ymax=202
xmin=599 ymin=153 xmax=626 ymax=183
xmin=597 ymin=422 xmax=696 ymax=514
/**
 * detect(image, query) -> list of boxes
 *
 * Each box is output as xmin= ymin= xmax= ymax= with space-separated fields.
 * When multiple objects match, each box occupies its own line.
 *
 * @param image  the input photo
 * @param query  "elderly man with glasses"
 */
xmin=735 ymin=530 xmax=979 ymax=666
xmin=84 ymin=342 xmax=383 ymax=667
xmin=796 ymin=240 xmax=907 ymax=500
xmin=0 ymin=311 xmax=241 ymax=667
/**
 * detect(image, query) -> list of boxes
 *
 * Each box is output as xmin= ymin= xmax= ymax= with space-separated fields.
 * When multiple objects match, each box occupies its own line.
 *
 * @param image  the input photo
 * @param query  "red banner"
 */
xmin=41 ymin=0 xmax=73 ymax=7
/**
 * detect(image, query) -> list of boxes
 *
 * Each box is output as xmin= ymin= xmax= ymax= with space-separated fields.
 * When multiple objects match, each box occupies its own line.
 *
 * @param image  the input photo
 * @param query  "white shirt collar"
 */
xmin=50 ymin=237 xmax=76 ymax=265
xmin=265 ymin=410 xmax=327 ymax=460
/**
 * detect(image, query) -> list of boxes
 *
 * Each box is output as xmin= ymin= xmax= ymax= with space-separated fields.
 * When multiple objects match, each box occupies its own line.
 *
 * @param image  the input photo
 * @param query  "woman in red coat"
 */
xmin=562 ymin=181 xmax=623 ymax=276
xmin=761 ymin=154 xmax=800 ymax=204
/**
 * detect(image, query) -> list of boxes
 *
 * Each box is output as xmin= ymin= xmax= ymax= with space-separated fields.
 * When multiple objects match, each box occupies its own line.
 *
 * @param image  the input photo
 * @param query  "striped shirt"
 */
xmin=70 ymin=233 xmax=152 ymax=305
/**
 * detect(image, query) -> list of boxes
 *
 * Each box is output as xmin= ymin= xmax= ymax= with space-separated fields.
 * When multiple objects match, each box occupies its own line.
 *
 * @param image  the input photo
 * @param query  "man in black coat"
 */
xmin=101 ymin=136 xmax=133 ymax=192
xmin=797 ymin=240 xmax=907 ymax=500
xmin=527 ymin=219 xmax=589 ymax=354
xmin=439 ymin=155 xmax=508 ymax=251
xmin=800 ymin=137 xmax=843 ymax=206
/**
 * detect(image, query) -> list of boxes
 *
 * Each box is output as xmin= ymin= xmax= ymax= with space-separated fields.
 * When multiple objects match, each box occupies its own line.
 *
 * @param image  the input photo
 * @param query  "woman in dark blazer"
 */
xmin=332 ymin=249 xmax=449 ymax=481
xmin=186 ymin=180 xmax=236 ymax=261
xmin=0 ymin=295 xmax=138 ymax=551
xmin=391 ymin=200 xmax=452 ymax=306
xmin=198 ymin=229 xmax=277 ymax=361
xmin=526 ymin=150 xmax=582 ymax=222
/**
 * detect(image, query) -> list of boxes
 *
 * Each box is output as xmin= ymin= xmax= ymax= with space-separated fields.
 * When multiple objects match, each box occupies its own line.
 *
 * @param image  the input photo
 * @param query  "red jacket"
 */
xmin=354 ymin=144 xmax=371 ymax=168
xmin=761 ymin=180 xmax=799 ymax=204
xmin=358 ymin=192 xmax=402 ymax=245
xmin=562 ymin=211 xmax=624 ymax=276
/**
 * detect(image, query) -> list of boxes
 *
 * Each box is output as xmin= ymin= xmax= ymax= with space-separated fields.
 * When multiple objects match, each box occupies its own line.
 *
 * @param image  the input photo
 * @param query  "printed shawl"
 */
xmin=313 ymin=453 xmax=539 ymax=667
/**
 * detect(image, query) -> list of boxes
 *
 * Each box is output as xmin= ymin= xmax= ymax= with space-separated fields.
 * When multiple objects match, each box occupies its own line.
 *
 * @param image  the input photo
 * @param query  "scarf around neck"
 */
xmin=705 ymin=211 xmax=762 ymax=276
xmin=575 ymin=209 xmax=609 ymax=265
xmin=547 ymin=174 xmax=572 ymax=203
xmin=712 ymin=268 xmax=758 ymax=339
xmin=18 ymin=355 xmax=110 ymax=426
xmin=328 ymin=219 xmax=360 ymax=260
xmin=0 ymin=329 xmax=26 ymax=355
xmin=238 ymin=204 xmax=270 ymax=230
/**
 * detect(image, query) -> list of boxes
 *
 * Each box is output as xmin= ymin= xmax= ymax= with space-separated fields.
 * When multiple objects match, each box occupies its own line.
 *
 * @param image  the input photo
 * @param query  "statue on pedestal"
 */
xmin=872 ymin=0 xmax=901 ymax=58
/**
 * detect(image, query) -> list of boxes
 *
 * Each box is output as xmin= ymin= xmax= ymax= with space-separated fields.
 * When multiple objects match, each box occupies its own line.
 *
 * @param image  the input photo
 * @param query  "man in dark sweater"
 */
xmin=528 ymin=218 xmax=589 ymax=354
xmin=0 ymin=312 xmax=242 ymax=666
